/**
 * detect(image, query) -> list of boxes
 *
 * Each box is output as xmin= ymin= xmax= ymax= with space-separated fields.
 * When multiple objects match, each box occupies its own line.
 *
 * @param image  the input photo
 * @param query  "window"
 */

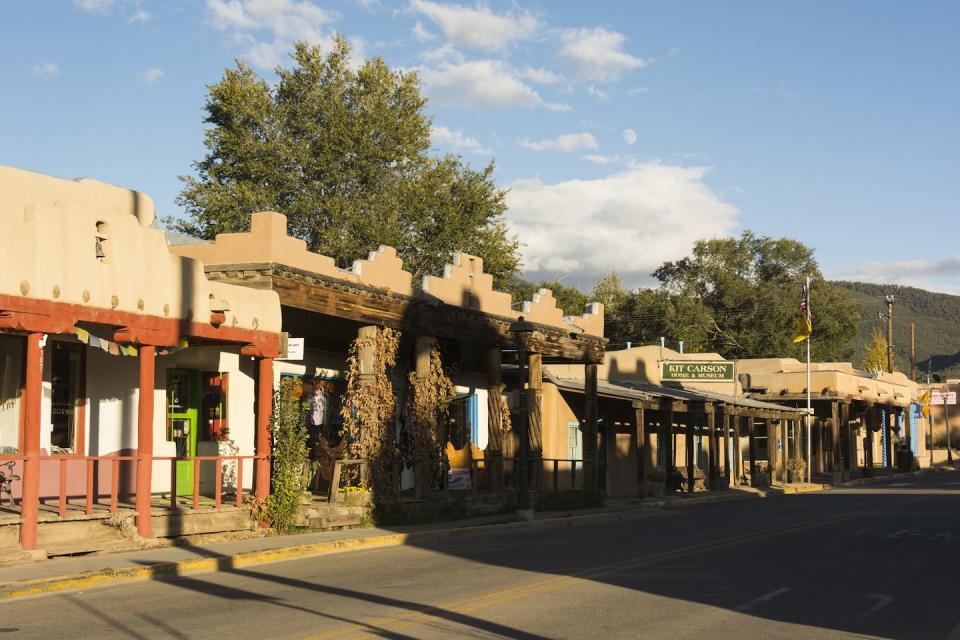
xmin=49 ymin=341 xmax=84 ymax=454
xmin=95 ymin=221 xmax=110 ymax=263
xmin=0 ymin=335 xmax=24 ymax=454
xmin=567 ymin=421 xmax=582 ymax=461
xmin=200 ymin=372 xmax=229 ymax=441
xmin=446 ymin=395 xmax=473 ymax=449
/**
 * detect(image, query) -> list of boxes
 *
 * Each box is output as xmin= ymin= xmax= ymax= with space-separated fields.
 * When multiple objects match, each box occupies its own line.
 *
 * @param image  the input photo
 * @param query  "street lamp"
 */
xmin=509 ymin=316 xmax=535 ymax=511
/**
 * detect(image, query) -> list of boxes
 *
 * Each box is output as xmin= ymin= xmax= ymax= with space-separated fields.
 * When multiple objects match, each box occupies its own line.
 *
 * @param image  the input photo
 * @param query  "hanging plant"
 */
xmin=340 ymin=326 xmax=401 ymax=498
xmin=407 ymin=341 xmax=456 ymax=480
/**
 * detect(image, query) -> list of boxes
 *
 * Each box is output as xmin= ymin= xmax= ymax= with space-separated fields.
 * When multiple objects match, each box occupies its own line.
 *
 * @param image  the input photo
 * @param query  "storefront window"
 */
xmin=0 ymin=335 xmax=24 ymax=454
xmin=50 ymin=341 xmax=83 ymax=454
xmin=200 ymin=372 xmax=229 ymax=441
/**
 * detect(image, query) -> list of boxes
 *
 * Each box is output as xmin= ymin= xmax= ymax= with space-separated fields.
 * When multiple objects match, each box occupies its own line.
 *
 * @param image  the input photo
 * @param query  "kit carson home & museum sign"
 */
xmin=661 ymin=360 xmax=735 ymax=382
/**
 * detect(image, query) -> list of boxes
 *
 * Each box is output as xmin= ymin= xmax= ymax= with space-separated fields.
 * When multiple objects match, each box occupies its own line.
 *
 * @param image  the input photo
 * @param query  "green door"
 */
xmin=166 ymin=370 xmax=199 ymax=498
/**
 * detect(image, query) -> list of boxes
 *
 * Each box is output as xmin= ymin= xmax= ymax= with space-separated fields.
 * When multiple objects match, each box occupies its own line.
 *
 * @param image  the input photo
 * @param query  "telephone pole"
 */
xmin=884 ymin=294 xmax=895 ymax=374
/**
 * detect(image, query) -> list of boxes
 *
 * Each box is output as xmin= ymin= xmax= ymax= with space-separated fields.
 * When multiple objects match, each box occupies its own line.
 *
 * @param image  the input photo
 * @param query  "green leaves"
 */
xmin=602 ymin=232 xmax=860 ymax=361
xmin=176 ymin=36 xmax=519 ymax=285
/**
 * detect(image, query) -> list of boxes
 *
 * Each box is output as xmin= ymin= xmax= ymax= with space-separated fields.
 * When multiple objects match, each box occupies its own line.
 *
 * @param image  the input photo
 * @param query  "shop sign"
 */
xmin=661 ymin=360 xmax=735 ymax=382
xmin=278 ymin=336 xmax=305 ymax=361
xmin=931 ymin=391 xmax=957 ymax=405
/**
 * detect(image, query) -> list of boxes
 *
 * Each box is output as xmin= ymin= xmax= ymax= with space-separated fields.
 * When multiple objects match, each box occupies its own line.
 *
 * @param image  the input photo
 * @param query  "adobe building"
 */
xmin=544 ymin=346 xmax=805 ymax=497
xmin=0 ymin=166 xmax=283 ymax=557
xmin=724 ymin=358 xmax=922 ymax=480
xmin=168 ymin=211 xmax=608 ymax=503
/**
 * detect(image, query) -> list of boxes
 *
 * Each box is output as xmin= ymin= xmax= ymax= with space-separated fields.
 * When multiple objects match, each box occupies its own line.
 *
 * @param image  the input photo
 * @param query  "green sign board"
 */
xmin=661 ymin=360 xmax=735 ymax=382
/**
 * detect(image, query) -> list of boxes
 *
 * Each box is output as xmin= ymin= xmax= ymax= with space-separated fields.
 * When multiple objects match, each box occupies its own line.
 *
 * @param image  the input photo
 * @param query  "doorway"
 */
xmin=166 ymin=369 xmax=199 ymax=497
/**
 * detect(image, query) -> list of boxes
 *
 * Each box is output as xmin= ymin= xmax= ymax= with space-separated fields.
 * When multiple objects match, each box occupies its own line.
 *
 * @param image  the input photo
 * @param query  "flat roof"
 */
xmin=545 ymin=372 xmax=804 ymax=414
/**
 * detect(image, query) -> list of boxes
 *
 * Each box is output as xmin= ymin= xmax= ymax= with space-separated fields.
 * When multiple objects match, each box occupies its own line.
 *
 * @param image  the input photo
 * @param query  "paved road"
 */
xmin=2 ymin=472 xmax=959 ymax=639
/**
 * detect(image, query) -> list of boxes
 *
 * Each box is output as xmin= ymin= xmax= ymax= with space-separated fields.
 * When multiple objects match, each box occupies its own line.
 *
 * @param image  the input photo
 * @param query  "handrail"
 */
xmin=0 ymin=453 xmax=266 ymax=518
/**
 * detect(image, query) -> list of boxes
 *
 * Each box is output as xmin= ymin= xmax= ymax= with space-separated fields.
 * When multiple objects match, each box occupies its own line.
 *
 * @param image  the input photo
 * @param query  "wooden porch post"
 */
xmin=583 ymin=363 xmax=598 ymax=490
xmin=528 ymin=353 xmax=543 ymax=490
xmin=19 ymin=332 xmax=43 ymax=550
xmin=707 ymin=409 xmax=719 ymax=490
xmin=662 ymin=403 xmax=674 ymax=490
xmin=485 ymin=346 xmax=503 ymax=495
xmin=831 ymin=401 xmax=842 ymax=485
xmin=635 ymin=405 xmax=648 ymax=496
xmin=769 ymin=418 xmax=781 ymax=485
xmin=135 ymin=345 xmax=156 ymax=538
xmin=748 ymin=415 xmax=757 ymax=487
xmin=732 ymin=413 xmax=741 ymax=487
xmin=884 ymin=406 xmax=894 ymax=469
xmin=685 ymin=413 xmax=695 ymax=493
xmin=254 ymin=356 xmax=273 ymax=503
xmin=722 ymin=409 xmax=731 ymax=487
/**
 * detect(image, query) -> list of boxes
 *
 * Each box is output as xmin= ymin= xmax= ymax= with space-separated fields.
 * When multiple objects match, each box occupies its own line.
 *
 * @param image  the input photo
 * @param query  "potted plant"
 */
xmin=786 ymin=457 xmax=806 ymax=484
xmin=339 ymin=486 xmax=372 ymax=506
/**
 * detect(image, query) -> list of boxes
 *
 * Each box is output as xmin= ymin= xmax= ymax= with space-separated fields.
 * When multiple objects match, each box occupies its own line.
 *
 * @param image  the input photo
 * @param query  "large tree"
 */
xmin=601 ymin=232 xmax=860 ymax=360
xmin=174 ymin=37 xmax=520 ymax=285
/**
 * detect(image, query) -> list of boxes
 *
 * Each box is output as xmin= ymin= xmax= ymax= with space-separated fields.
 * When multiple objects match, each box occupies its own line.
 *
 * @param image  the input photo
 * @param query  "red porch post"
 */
xmin=20 ymin=332 xmax=43 ymax=550
xmin=135 ymin=345 xmax=155 ymax=538
xmin=255 ymin=357 xmax=273 ymax=502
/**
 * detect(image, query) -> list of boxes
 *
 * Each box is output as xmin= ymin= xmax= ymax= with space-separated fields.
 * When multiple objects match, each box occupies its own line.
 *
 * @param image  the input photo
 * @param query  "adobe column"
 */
xmin=19 ymin=332 xmax=43 ymax=550
xmin=135 ymin=345 xmax=156 ymax=538
xmin=255 ymin=357 xmax=274 ymax=503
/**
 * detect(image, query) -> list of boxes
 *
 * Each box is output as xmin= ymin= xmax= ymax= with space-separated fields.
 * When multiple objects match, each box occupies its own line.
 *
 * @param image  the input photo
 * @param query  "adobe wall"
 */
xmin=171 ymin=211 xmax=605 ymax=337
xmin=0 ymin=165 xmax=281 ymax=334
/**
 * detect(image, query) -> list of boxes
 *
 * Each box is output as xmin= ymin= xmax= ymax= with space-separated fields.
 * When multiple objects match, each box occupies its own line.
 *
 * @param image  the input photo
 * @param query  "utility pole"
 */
xmin=910 ymin=323 xmax=916 ymax=382
xmin=884 ymin=294 xmax=895 ymax=374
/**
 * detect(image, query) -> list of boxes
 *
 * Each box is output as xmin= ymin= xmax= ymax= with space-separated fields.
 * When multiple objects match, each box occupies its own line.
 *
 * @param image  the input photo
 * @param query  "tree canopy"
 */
xmin=600 ymin=232 xmax=860 ymax=361
xmin=861 ymin=327 xmax=893 ymax=373
xmin=174 ymin=37 xmax=520 ymax=286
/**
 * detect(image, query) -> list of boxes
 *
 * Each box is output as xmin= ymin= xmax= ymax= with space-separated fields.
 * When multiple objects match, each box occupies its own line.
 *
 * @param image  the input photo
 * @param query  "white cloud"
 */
xmin=418 ymin=59 xmax=570 ymax=111
xmin=518 ymin=67 xmax=563 ymax=85
xmin=520 ymin=132 xmax=598 ymax=153
xmin=73 ymin=0 xmax=120 ymax=11
xmin=431 ymin=125 xmax=489 ymax=154
xmin=558 ymin=27 xmax=647 ymax=83
xmin=412 ymin=21 xmax=435 ymax=42
xmin=831 ymin=256 xmax=960 ymax=294
xmin=142 ymin=67 xmax=164 ymax=83
xmin=627 ymin=86 xmax=649 ymax=96
xmin=505 ymin=163 xmax=738 ymax=286
xmin=622 ymin=128 xmax=637 ymax=145
xmin=32 ymin=62 xmax=61 ymax=77
xmin=409 ymin=0 xmax=538 ymax=52
xmin=128 ymin=8 xmax=153 ymax=23
xmin=206 ymin=0 xmax=339 ymax=69
xmin=582 ymin=154 xmax=622 ymax=165
xmin=586 ymin=84 xmax=609 ymax=100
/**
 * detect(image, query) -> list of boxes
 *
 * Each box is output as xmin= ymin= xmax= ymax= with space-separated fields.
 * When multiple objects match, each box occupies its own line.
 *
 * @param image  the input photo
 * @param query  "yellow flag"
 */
xmin=919 ymin=389 xmax=931 ymax=418
xmin=792 ymin=282 xmax=812 ymax=343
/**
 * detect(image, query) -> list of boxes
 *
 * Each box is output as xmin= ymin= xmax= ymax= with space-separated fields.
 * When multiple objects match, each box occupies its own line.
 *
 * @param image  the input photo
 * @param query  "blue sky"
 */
xmin=2 ymin=1 xmax=958 ymax=291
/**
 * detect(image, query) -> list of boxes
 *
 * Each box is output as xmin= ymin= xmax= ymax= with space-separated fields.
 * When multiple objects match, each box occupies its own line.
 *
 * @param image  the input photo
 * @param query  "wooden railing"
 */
xmin=0 ymin=453 xmax=265 ymax=517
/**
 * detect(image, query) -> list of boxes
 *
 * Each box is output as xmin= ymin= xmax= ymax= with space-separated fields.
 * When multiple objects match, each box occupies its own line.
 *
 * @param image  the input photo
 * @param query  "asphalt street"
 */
xmin=2 ymin=472 xmax=959 ymax=639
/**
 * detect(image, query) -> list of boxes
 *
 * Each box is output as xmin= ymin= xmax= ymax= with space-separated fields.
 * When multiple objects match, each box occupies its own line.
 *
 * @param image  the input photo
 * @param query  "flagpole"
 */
xmin=806 ymin=275 xmax=812 ymax=484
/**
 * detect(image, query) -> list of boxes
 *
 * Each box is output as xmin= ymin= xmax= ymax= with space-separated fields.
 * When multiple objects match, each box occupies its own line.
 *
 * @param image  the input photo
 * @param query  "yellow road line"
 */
xmin=307 ymin=495 xmax=934 ymax=639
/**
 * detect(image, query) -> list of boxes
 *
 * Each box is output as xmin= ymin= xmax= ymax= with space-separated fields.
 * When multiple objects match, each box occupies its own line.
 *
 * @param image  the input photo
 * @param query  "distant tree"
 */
xmin=861 ymin=327 xmax=893 ymax=373
xmin=537 ymin=279 xmax=589 ymax=316
xmin=174 ymin=37 xmax=520 ymax=286
xmin=604 ymin=232 xmax=860 ymax=360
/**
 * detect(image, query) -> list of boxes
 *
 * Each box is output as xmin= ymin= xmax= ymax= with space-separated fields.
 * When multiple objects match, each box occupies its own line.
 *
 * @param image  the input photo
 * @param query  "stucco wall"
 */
xmin=0 ymin=165 xmax=280 ymax=334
